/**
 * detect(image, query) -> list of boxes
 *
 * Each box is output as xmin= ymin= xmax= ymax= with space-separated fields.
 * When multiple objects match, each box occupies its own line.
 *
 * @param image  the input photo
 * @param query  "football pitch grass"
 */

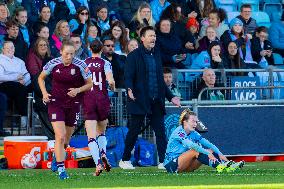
xmin=0 ymin=161 xmax=284 ymax=189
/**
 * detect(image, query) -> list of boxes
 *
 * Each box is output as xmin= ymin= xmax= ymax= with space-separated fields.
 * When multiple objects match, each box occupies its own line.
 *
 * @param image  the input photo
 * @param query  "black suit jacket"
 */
xmin=251 ymin=37 xmax=274 ymax=65
xmin=124 ymin=46 xmax=174 ymax=115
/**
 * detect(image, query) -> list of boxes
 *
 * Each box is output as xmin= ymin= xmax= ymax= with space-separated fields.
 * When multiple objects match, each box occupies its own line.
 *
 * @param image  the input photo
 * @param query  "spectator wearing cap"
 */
xmin=236 ymin=4 xmax=257 ymax=37
xmin=269 ymin=12 xmax=284 ymax=57
xmin=221 ymin=18 xmax=256 ymax=67
xmin=150 ymin=0 xmax=170 ymax=22
xmin=186 ymin=17 xmax=199 ymax=42
xmin=69 ymin=6 xmax=90 ymax=41
xmin=96 ymin=5 xmax=110 ymax=35
xmin=4 ymin=19 xmax=28 ymax=61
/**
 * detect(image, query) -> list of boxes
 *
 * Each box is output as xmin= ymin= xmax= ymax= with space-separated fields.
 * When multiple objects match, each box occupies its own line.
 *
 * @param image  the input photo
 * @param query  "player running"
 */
xmin=83 ymin=39 xmax=115 ymax=176
xmin=38 ymin=41 xmax=93 ymax=180
xmin=164 ymin=109 xmax=244 ymax=173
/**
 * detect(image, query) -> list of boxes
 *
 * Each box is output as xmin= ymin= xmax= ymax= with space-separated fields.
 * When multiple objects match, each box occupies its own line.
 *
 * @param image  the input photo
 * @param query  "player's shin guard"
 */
xmin=197 ymin=153 xmax=219 ymax=168
xmin=88 ymin=138 xmax=101 ymax=165
xmin=97 ymin=134 xmax=107 ymax=155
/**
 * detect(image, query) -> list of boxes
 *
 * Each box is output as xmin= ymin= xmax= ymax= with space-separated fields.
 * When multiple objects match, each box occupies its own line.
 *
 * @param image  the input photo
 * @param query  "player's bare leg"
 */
xmin=52 ymin=121 xmax=69 ymax=179
xmin=177 ymin=150 xmax=202 ymax=173
xmin=97 ymin=120 xmax=111 ymax=172
xmin=64 ymin=126 xmax=75 ymax=148
xmin=85 ymin=120 xmax=103 ymax=176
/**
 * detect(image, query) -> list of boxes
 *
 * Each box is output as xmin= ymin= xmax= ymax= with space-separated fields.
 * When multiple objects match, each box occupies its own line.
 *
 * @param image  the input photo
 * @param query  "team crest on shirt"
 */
xmin=178 ymin=132 xmax=185 ymax=138
xmin=55 ymin=69 xmax=60 ymax=74
xmin=71 ymin=69 xmax=76 ymax=75
xmin=52 ymin=114 xmax=56 ymax=120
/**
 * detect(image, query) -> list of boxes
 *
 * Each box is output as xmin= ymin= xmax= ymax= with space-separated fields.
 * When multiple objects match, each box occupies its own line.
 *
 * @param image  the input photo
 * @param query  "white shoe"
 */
xmin=158 ymin=163 xmax=166 ymax=170
xmin=119 ymin=160 xmax=135 ymax=170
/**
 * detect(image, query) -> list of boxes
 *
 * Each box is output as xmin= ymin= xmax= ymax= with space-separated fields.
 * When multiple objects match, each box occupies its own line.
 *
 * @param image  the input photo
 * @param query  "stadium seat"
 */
xmin=238 ymin=0 xmax=260 ymax=11
xmin=263 ymin=3 xmax=282 ymax=22
xmin=273 ymin=53 xmax=284 ymax=65
xmin=226 ymin=11 xmax=240 ymax=24
xmin=216 ymin=0 xmax=238 ymax=12
xmin=251 ymin=12 xmax=271 ymax=28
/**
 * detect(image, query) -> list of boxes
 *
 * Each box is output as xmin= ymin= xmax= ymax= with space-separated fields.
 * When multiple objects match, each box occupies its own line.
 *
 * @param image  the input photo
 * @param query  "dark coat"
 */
xmin=221 ymin=30 xmax=246 ymax=57
xmin=236 ymin=15 xmax=257 ymax=35
xmin=156 ymin=30 xmax=186 ymax=68
xmin=251 ymin=37 xmax=274 ymax=65
xmin=102 ymin=53 xmax=126 ymax=89
xmin=4 ymin=35 xmax=28 ymax=61
xmin=124 ymin=46 xmax=174 ymax=115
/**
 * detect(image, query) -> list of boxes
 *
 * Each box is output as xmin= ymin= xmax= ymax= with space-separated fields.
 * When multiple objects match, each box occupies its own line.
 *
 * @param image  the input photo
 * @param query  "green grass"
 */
xmin=0 ymin=162 xmax=284 ymax=189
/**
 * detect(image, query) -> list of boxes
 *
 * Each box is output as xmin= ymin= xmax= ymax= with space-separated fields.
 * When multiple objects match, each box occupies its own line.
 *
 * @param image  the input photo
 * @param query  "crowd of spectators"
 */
xmin=0 ymin=0 xmax=284 ymax=136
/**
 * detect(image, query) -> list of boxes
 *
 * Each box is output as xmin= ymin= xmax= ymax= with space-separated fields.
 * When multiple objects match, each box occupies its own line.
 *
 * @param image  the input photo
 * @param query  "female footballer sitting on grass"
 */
xmin=164 ymin=109 xmax=244 ymax=173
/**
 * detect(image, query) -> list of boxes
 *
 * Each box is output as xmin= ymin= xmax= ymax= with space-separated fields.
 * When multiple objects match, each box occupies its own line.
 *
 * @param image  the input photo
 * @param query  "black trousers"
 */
xmin=0 ymin=93 xmax=7 ymax=132
xmin=122 ymin=99 xmax=167 ymax=163
xmin=0 ymin=81 xmax=28 ymax=116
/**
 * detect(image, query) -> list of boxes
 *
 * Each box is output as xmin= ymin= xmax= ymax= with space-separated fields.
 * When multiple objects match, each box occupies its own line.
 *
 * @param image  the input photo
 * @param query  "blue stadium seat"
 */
xmin=226 ymin=11 xmax=240 ymax=24
xmin=273 ymin=53 xmax=284 ymax=65
xmin=216 ymin=0 xmax=238 ymax=12
xmin=238 ymin=0 xmax=260 ymax=11
xmin=263 ymin=3 xmax=282 ymax=22
xmin=252 ymin=12 xmax=271 ymax=28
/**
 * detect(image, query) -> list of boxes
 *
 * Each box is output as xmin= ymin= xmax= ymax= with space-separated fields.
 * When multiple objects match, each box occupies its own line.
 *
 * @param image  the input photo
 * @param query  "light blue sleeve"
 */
xmin=191 ymin=51 xmax=211 ymax=69
xmin=199 ymin=138 xmax=222 ymax=155
xmin=104 ymin=60 xmax=113 ymax=74
xmin=65 ymin=0 xmax=76 ymax=15
xmin=69 ymin=19 xmax=79 ymax=32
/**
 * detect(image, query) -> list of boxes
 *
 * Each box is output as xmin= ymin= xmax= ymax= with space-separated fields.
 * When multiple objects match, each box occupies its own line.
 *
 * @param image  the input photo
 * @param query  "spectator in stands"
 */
xmin=85 ymin=23 xmax=101 ymax=56
xmin=32 ymin=5 xmax=56 ymax=37
xmin=163 ymin=67 xmax=181 ymax=99
xmin=26 ymin=37 xmax=52 ymax=78
xmin=0 ymin=92 xmax=8 ymax=136
xmin=150 ymin=0 xmax=170 ymax=22
xmin=223 ymin=41 xmax=247 ymax=76
xmin=14 ymin=7 xmax=32 ymax=48
xmin=185 ymin=17 xmax=199 ymax=43
xmin=88 ymin=0 xmax=120 ymax=20
xmin=129 ymin=2 xmax=155 ymax=33
xmin=118 ymin=0 xmax=148 ymax=26
xmin=129 ymin=22 xmax=144 ymax=41
xmin=221 ymin=18 xmax=256 ymax=67
xmin=197 ymin=26 xmax=219 ymax=53
xmin=156 ymin=18 xmax=189 ymax=68
xmin=4 ymin=19 xmax=28 ymax=61
xmin=101 ymin=35 xmax=126 ymax=88
xmin=69 ymin=6 xmax=90 ymax=41
xmin=105 ymin=21 xmax=129 ymax=55
xmin=22 ymin=0 xmax=49 ymax=23
xmin=50 ymin=20 xmax=70 ymax=57
xmin=199 ymin=8 xmax=228 ymax=39
xmin=70 ymin=33 xmax=89 ymax=60
xmin=193 ymin=69 xmax=224 ymax=100
xmin=96 ymin=5 xmax=110 ymax=35
xmin=191 ymin=41 xmax=226 ymax=70
xmin=236 ymin=4 xmax=257 ymax=36
xmin=0 ymin=41 xmax=31 ymax=127
xmin=120 ymin=26 xmax=180 ymax=170
xmin=6 ymin=0 xmax=21 ymax=16
xmin=0 ymin=3 xmax=9 ymax=49
xmin=251 ymin=26 xmax=274 ymax=68
xmin=185 ymin=0 xmax=216 ymax=23
xmin=126 ymin=38 xmax=139 ymax=55
xmin=160 ymin=3 xmax=196 ymax=54
xmin=34 ymin=24 xmax=50 ymax=41
xmin=269 ymin=12 xmax=284 ymax=57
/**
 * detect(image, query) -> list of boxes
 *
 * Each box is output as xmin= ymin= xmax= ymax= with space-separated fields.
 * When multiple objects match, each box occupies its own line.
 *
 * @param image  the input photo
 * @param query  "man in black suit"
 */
xmin=119 ymin=26 xmax=180 ymax=170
